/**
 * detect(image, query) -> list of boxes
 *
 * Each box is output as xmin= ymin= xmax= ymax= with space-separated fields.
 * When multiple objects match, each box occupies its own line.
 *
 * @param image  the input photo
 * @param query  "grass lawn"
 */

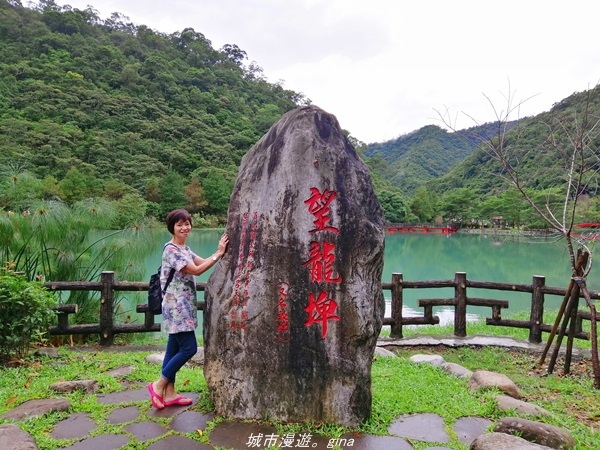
xmin=1 ymin=314 xmax=599 ymax=449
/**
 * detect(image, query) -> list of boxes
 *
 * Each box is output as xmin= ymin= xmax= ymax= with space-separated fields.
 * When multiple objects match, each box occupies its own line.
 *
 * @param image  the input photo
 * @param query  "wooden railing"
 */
xmin=46 ymin=271 xmax=600 ymax=346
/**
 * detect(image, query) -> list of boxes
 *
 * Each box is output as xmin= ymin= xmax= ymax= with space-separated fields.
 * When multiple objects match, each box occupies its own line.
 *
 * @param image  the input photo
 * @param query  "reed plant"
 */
xmin=0 ymin=200 xmax=157 ymax=327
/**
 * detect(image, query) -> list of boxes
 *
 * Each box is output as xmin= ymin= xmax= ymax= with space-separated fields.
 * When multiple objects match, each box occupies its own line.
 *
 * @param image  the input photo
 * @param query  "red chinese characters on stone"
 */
xmin=304 ymin=187 xmax=339 ymax=234
xmin=302 ymin=241 xmax=342 ymax=283
xmin=302 ymin=186 xmax=342 ymax=339
xmin=231 ymin=211 xmax=258 ymax=331
xmin=305 ymin=291 xmax=340 ymax=339
xmin=275 ymin=282 xmax=290 ymax=342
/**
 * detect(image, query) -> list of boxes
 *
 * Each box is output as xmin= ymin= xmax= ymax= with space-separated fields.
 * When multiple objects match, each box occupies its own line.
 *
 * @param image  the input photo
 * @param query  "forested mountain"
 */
xmin=363 ymin=122 xmax=513 ymax=195
xmin=2 ymin=1 xmax=599 ymax=229
xmin=360 ymin=85 xmax=600 ymax=226
xmin=427 ymin=87 xmax=600 ymax=195
xmin=0 ymin=0 xmax=302 ymax=222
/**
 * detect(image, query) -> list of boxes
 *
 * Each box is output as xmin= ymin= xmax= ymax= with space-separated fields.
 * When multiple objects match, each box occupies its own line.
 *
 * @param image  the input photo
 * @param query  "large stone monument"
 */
xmin=204 ymin=105 xmax=385 ymax=426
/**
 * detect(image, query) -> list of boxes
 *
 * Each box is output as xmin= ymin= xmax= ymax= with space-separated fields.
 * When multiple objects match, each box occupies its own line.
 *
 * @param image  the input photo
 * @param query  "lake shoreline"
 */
xmin=456 ymin=227 xmax=553 ymax=236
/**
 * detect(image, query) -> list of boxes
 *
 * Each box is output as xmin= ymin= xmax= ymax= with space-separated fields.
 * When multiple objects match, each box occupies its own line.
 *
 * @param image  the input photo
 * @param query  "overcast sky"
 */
xmin=53 ymin=0 xmax=600 ymax=144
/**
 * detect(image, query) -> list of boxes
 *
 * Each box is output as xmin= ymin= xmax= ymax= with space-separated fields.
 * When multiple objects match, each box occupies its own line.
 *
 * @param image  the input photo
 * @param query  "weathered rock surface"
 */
xmin=106 ymin=365 xmax=136 ymax=378
xmin=51 ymin=412 xmax=97 ymax=439
xmin=494 ymin=417 xmax=576 ymax=449
xmin=374 ymin=346 xmax=396 ymax=357
xmin=410 ymin=353 xmax=445 ymax=366
xmin=0 ymin=424 xmax=38 ymax=450
xmin=34 ymin=347 xmax=58 ymax=358
xmin=470 ymin=432 xmax=554 ymax=449
xmin=204 ymin=105 xmax=385 ymax=426
xmin=454 ymin=417 xmax=493 ymax=445
xmin=388 ymin=412 xmax=449 ymax=443
xmin=49 ymin=379 xmax=98 ymax=393
xmin=495 ymin=394 xmax=551 ymax=417
xmin=0 ymin=398 xmax=71 ymax=422
xmin=468 ymin=370 xmax=521 ymax=398
xmin=407 ymin=353 xmax=475 ymax=379
xmin=441 ymin=361 xmax=474 ymax=379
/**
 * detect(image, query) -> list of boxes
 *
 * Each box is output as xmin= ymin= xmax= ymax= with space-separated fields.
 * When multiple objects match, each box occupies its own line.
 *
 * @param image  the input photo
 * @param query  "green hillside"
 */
xmin=361 ymin=86 xmax=600 ymax=227
xmin=428 ymin=87 xmax=600 ymax=195
xmin=0 ymin=0 xmax=302 ymax=222
xmin=363 ymin=122 xmax=511 ymax=195
xmin=2 ymin=1 xmax=599 ymax=229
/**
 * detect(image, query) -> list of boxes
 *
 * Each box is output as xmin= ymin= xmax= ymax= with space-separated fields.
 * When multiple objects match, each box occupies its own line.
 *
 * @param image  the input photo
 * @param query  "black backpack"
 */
xmin=148 ymin=266 xmax=175 ymax=315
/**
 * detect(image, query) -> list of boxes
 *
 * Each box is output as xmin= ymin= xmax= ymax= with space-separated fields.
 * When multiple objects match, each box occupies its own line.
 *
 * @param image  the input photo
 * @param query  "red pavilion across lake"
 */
xmin=576 ymin=222 xmax=600 ymax=228
xmin=386 ymin=225 xmax=457 ymax=234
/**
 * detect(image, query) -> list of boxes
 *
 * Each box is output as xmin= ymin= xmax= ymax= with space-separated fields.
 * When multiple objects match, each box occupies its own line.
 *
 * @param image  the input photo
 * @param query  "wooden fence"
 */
xmin=45 ymin=271 xmax=600 ymax=346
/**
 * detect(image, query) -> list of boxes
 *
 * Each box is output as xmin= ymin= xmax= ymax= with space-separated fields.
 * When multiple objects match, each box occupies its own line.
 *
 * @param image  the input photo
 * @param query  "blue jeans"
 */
xmin=161 ymin=331 xmax=197 ymax=383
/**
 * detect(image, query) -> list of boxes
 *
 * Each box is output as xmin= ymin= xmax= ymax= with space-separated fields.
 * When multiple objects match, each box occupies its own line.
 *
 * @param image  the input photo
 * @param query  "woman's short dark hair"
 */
xmin=166 ymin=209 xmax=192 ymax=234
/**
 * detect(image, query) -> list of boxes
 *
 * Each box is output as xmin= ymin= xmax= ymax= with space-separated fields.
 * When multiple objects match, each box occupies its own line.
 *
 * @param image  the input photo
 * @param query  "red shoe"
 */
xmin=147 ymin=382 xmax=164 ymax=409
xmin=163 ymin=396 xmax=193 ymax=407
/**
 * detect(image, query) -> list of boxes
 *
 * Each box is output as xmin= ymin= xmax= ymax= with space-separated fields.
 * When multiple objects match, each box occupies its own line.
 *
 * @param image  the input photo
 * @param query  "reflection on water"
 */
xmin=383 ymin=232 xmax=576 ymax=287
xmin=383 ymin=301 xmax=480 ymax=327
xmin=383 ymin=232 xmax=599 ymax=315
xmin=128 ymin=230 xmax=597 ymax=327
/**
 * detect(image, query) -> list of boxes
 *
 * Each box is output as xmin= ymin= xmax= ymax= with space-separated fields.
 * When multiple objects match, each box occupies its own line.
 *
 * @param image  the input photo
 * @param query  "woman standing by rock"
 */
xmin=148 ymin=209 xmax=228 ymax=408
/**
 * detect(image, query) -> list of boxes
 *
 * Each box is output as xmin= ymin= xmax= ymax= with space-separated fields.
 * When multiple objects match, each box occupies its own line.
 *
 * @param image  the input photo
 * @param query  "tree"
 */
xmin=410 ymin=187 xmax=439 ymax=222
xmin=158 ymin=170 xmax=187 ymax=217
xmin=112 ymin=193 xmax=148 ymax=228
xmin=478 ymin=189 xmax=528 ymax=228
xmin=221 ymin=43 xmax=247 ymax=66
xmin=0 ymin=2 xmax=301 ymax=224
xmin=57 ymin=168 xmax=94 ymax=204
xmin=377 ymin=190 xmax=412 ymax=223
xmin=497 ymin=188 xmax=527 ymax=228
xmin=437 ymin=82 xmax=600 ymax=386
xmin=575 ymin=193 xmax=600 ymax=223
xmin=144 ymin=177 xmax=161 ymax=203
xmin=439 ymin=188 xmax=479 ymax=225
xmin=201 ymin=170 xmax=234 ymax=216
xmin=184 ymin=178 xmax=208 ymax=213
xmin=103 ymin=179 xmax=137 ymax=200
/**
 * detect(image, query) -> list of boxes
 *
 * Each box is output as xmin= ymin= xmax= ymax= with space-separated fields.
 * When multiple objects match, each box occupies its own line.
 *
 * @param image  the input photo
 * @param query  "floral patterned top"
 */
xmin=160 ymin=242 xmax=198 ymax=334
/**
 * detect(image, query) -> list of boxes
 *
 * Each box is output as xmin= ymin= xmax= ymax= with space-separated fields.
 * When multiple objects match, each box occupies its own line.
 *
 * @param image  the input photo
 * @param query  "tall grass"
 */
xmin=0 ymin=200 xmax=157 ymax=326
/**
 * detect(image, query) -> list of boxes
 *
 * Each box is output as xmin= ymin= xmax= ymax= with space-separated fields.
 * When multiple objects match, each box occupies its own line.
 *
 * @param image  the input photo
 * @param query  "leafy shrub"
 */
xmin=0 ymin=268 xmax=57 ymax=358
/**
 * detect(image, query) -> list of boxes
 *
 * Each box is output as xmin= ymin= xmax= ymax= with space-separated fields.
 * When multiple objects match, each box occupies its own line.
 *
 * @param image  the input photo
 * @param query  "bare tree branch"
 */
xmin=435 ymin=82 xmax=600 ymax=277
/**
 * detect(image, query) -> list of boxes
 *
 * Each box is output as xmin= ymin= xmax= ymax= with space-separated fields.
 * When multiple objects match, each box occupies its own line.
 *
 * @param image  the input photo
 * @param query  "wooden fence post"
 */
xmin=99 ymin=271 xmax=115 ymax=346
xmin=454 ymin=272 xmax=467 ymax=337
xmin=529 ymin=275 xmax=545 ymax=343
xmin=390 ymin=273 xmax=403 ymax=339
xmin=43 ymin=270 xmax=600 ymax=346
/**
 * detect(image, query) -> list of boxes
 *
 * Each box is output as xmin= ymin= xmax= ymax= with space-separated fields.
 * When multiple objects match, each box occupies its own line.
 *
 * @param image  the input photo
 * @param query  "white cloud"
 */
xmin=54 ymin=0 xmax=600 ymax=142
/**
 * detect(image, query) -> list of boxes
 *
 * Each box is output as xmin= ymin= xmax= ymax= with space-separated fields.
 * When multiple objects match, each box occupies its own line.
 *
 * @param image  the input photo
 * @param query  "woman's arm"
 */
xmin=182 ymin=233 xmax=229 ymax=276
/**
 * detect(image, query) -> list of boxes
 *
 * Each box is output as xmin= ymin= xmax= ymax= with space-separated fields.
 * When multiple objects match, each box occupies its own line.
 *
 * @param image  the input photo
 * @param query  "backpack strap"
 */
xmin=163 ymin=267 xmax=176 ymax=293
xmin=162 ymin=242 xmax=178 ymax=294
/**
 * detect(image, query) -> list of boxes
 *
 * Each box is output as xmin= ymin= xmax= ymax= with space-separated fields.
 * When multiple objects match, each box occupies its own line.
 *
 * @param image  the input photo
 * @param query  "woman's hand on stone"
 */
xmin=217 ymin=233 xmax=229 ymax=255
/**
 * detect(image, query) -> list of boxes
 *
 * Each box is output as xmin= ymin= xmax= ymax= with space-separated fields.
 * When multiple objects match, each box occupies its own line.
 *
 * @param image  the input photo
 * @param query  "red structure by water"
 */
xmin=574 ymin=223 xmax=600 ymax=240
xmin=387 ymin=225 xmax=457 ymax=234
xmin=576 ymin=222 xmax=600 ymax=228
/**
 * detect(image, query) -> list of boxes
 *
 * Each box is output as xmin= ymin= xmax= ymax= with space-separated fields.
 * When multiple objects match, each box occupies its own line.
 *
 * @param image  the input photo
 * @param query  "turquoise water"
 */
xmin=125 ymin=230 xmax=596 ymax=327
xmin=382 ymin=232 xmax=596 ymax=324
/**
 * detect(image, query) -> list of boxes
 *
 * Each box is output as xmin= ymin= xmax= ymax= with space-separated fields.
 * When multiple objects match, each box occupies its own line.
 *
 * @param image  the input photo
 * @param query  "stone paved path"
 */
xmin=3 ymin=383 xmax=491 ymax=449
xmin=0 ymin=385 xmax=491 ymax=450
xmin=2 ymin=336 xmax=573 ymax=450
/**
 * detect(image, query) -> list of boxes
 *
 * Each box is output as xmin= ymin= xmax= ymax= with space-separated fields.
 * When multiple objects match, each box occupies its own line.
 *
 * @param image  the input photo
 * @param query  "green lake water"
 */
xmin=123 ymin=230 xmax=597 ymax=328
